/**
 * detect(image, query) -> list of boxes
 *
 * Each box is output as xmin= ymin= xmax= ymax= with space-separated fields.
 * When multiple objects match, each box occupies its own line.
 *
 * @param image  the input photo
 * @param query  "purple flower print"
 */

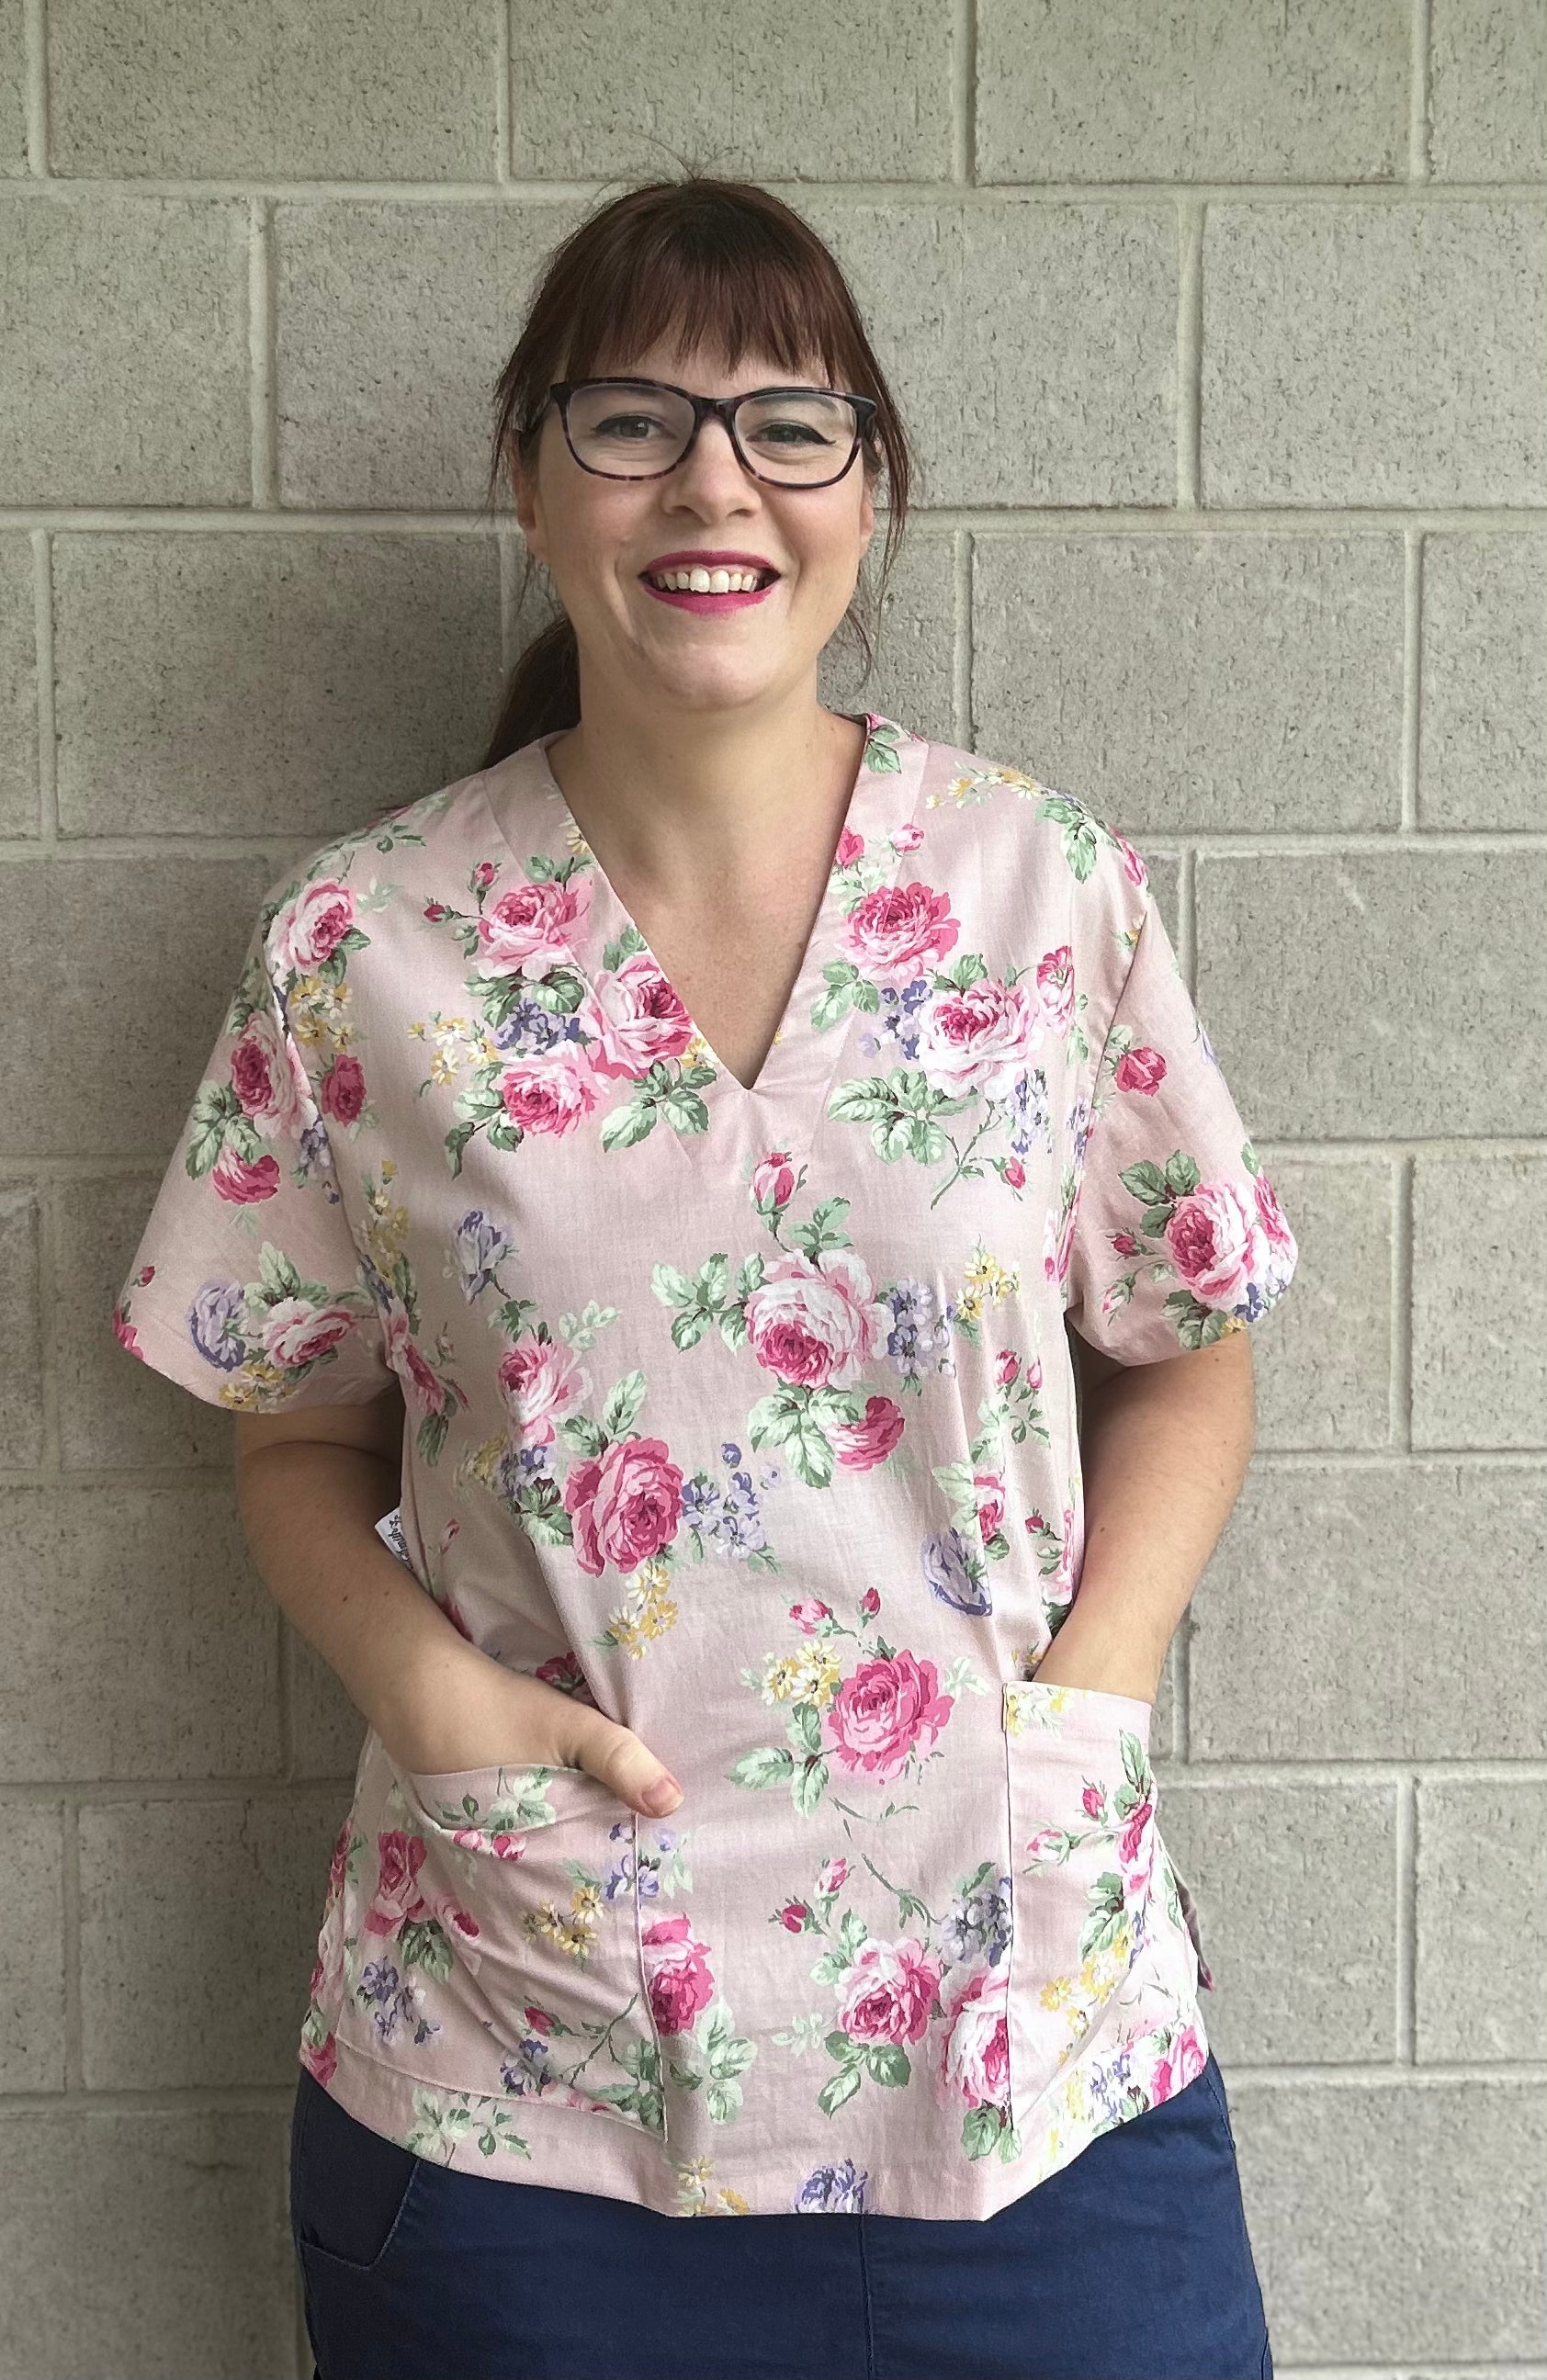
xmin=187 ymin=1279 xmax=247 ymax=1370
xmin=941 ymin=1870 xmax=1012 ymax=1968
xmin=1005 ymin=1066 xmax=1053 ymax=1156
xmin=795 ymin=2159 xmax=870 ymax=2214
xmin=454 ymin=1208 xmax=515 ymax=1301
xmin=883 ymin=1278 xmax=955 ymax=1383
xmin=921 ymin=1526 xmax=991 ymax=1616
xmin=298 ymin=1113 xmax=337 ymax=1190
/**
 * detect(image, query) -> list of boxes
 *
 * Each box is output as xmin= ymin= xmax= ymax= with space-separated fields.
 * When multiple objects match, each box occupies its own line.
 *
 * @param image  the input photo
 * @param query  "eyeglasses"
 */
xmin=532 ymin=378 xmax=879 ymax=489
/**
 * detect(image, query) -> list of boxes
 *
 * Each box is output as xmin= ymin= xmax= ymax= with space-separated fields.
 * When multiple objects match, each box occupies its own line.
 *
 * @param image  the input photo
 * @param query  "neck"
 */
xmin=543 ymin=693 xmax=866 ymax=893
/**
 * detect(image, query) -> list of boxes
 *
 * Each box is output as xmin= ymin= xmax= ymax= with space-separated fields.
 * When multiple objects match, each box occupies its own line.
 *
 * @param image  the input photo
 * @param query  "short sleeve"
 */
xmin=112 ymin=886 xmax=395 ymax=1411
xmin=1062 ymin=872 xmax=1299 ymax=1365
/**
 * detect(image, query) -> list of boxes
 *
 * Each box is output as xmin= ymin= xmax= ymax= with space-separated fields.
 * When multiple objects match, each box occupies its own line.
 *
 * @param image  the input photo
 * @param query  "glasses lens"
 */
xmin=734 ymin=389 xmax=859 ymax=482
xmin=566 ymin=382 xmax=696 ymax=476
xmin=564 ymin=383 xmax=860 ymax=481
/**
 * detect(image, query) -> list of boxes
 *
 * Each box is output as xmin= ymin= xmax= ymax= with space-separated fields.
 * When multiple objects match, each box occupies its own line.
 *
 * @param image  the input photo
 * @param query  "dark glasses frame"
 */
xmin=531 ymin=377 xmax=880 ymax=488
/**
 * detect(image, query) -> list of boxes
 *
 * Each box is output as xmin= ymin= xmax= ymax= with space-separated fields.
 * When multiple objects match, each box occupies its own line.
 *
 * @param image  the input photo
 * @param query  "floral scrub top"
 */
xmin=114 ymin=712 xmax=1298 ymax=2221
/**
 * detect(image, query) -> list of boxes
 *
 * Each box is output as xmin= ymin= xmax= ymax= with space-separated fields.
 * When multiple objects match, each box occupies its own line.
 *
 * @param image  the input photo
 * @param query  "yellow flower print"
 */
xmin=606 ymin=1562 xmax=680 ymax=1660
xmin=288 ymin=971 xmax=352 ymax=1048
xmin=409 ymin=1012 xmax=493 ymax=1080
xmin=925 ymin=763 xmax=1048 ymax=813
xmin=954 ymin=1240 xmax=1022 ymax=1328
xmin=524 ymin=1876 xmax=602 ymax=1963
xmin=674 ymin=2158 xmax=752 ymax=2216
xmin=361 ymin=1162 xmax=410 ymax=1266
xmin=760 ymin=1646 xmax=842 ymax=1709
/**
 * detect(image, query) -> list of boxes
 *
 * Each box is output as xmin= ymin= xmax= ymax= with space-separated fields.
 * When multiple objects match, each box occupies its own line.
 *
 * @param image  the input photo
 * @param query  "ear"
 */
xmin=510 ymin=451 xmax=545 ymax=560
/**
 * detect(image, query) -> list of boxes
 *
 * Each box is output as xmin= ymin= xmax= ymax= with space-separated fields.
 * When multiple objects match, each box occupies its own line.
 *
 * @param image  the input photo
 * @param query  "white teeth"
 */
xmin=646 ymin=567 xmax=771 ymax=593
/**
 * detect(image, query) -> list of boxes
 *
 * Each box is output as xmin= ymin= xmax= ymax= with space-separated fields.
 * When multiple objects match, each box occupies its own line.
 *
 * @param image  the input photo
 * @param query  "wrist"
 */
xmin=1032 ymin=1603 xmax=1168 ymax=1704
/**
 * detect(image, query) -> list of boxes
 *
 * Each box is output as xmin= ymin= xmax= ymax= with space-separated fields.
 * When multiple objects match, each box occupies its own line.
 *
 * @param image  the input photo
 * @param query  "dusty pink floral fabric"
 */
xmin=116 ymin=714 xmax=1295 ymax=2218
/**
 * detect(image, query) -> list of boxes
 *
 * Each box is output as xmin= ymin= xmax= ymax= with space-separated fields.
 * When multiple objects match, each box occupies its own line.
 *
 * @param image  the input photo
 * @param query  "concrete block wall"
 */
xmin=2 ymin=4 xmax=1542 ymax=2374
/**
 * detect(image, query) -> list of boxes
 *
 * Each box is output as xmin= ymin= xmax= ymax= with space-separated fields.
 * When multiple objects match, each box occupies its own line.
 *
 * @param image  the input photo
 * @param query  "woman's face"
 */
xmin=512 ymin=334 xmax=876 ymax=719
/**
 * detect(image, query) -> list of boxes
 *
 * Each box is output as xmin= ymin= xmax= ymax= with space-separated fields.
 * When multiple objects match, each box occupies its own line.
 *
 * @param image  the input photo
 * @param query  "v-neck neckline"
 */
xmin=477 ymin=711 xmax=929 ymax=1118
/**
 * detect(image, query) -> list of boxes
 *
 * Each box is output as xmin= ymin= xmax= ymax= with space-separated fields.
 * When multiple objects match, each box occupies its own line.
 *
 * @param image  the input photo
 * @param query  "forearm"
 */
xmin=1033 ymin=1335 xmax=1257 ymax=1703
xmin=236 ymin=1440 xmax=502 ymax=1770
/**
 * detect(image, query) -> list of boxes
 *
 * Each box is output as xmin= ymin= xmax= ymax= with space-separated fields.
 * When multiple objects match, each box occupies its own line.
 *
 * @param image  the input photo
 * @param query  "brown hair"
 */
xmin=478 ymin=171 xmax=916 ymax=769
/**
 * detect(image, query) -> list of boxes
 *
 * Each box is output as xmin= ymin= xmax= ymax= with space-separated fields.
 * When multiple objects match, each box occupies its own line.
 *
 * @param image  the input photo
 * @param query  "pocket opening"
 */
xmin=1000 ymin=1678 xmax=1159 ymax=2133
xmin=379 ymin=1756 xmax=665 ymax=2138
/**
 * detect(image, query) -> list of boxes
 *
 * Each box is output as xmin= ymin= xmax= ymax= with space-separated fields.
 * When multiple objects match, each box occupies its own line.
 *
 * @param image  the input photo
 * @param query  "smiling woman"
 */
xmin=114 ymin=171 xmax=1286 ymax=2380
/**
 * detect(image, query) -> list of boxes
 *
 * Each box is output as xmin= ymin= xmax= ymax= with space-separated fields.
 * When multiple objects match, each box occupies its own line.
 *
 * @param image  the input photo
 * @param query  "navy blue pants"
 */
xmin=290 ymin=2054 xmax=1272 ymax=2379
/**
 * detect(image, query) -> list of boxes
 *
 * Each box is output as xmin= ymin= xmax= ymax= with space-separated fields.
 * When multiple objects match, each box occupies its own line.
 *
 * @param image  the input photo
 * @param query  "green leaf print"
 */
xmin=864 ymin=2044 xmax=910 ymax=2088
xmin=1078 ymin=1872 xmax=1129 ymax=1965
xmin=1035 ymin=793 xmax=1104 ymax=882
xmin=728 ymin=1744 xmax=796 ymax=1789
xmin=600 ymin=1368 xmax=647 ymax=1438
xmin=185 ymin=1081 xmax=241 ymax=1177
xmin=819 ymin=2062 xmax=864 ymax=2116
xmin=405 ymin=2086 xmax=533 ymax=2164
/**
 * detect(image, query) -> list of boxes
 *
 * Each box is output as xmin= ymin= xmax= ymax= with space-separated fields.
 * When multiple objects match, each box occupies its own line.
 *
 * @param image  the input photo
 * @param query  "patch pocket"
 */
xmin=1001 ymin=1680 xmax=1158 ymax=2129
xmin=391 ymin=1758 xmax=664 ymax=2137
xmin=291 ymin=2066 xmax=425 ymax=2273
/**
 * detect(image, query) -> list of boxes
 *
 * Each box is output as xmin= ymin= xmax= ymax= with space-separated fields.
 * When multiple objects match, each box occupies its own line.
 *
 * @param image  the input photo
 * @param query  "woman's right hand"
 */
xmin=388 ymin=1654 xmax=684 ymax=1819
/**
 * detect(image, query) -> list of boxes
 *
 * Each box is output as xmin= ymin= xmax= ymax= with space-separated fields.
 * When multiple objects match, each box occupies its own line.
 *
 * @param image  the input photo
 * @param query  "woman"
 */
xmin=115 ymin=173 xmax=1294 ymax=2380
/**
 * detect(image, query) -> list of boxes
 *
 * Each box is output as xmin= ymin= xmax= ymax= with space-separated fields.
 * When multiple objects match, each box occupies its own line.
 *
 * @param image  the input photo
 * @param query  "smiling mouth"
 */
xmin=639 ymin=566 xmax=780 ymax=610
xmin=641 ymin=565 xmax=779 ymax=593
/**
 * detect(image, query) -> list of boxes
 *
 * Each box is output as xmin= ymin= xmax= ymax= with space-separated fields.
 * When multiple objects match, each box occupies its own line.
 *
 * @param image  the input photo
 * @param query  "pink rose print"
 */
xmin=300 ymin=2034 xmax=338 ymax=2088
xmin=231 ymin=1010 xmax=305 ymax=1134
xmin=1154 ymin=2024 xmax=1206 ymax=2100
xmin=533 ymin=1648 xmax=598 ymax=1706
xmin=1114 ymin=1043 xmax=1167 ymax=1094
xmin=859 ymin=1586 xmax=880 ymax=1619
xmin=582 ymin=954 xmax=697 ymax=1077
xmin=1254 ymin=1170 xmax=1297 ymax=1260
xmin=367 ymin=1828 xmax=480 ymax=1947
xmin=321 ymin=1051 xmax=367 ymax=1124
xmin=640 ymin=1911 xmax=715 ymax=2035
xmin=913 ymin=976 xmax=1043 ymax=1102
xmin=365 ymin=1830 xmax=431 ymax=1937
xmin=1112 ymin=831 xmax=1149 ymax=891
xmin=974 ymin=1470 xmax=1005 ymax=1541
xmin=564 ymin=1435 xmax=683 ymax=1577
xmin=1164 ymin=1179 xmax=1267 ymax=1312
xmin=1082 ymin=1784 xmax=1104 ymax=1819
xmin=841 ymin=881 xmax=960 ymax=990
xmin=1120 ymin=1795 xmax=1154 ymax=1868
xmin=274 ymin=877 xmax=356 ymax=975
xmin=498 ymin=1337 xmax=590 ymax=1449
xmin=751 ymin=1150 xmax=800 ymax=1213
xmin=822 ymin=1652 xmax=954 ymax=1784
xmin=778 ymin=1901 xmax=811 ymax=1933
xmin=474 ymin=873 xmax=591 ymax=976
xmin=790 ymin=1597 xmax=833 ymax=1633
xmin=262 ymin=1295 xmax=362 ymax=1370
xmin=499 ymin=1044 xmax=603 ymax=1137
xmin=835 ymin=825 xmax=864 ymax=869
xmin=743 ymin=1247 xmax=890 ymax=1389
xmin=938 ymin=1964 xmax=1011 ymax=2113
xmin=996 ymin=1351 xmax=1020 ymax=1386
xmin=210 ymin=1146 xmax=282 ymax=1205
xmin=384 ymin=1309 xmax=453 ymax=1416
xmin=828 ymin=1394 xmax=905 ymax=1472
xmin=326 ymin=1816 xmax=352 ymax=1903
xmin=891 ymin=820 xmax=924 ymax=854
xmin=819 ymin=1858 xmax=850 ymax=1896
xmin=1035 ymin=944 xmax=1075 ymax=1038
xmin=837 ymin=1935 xmax=943 ymax=2047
